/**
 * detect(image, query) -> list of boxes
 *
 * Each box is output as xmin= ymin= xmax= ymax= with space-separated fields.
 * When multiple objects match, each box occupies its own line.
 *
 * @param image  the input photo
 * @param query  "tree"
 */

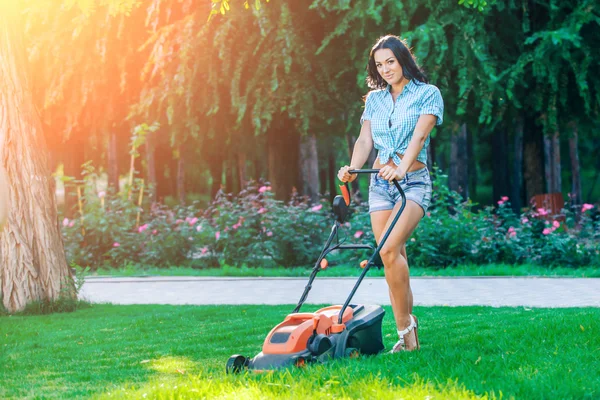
xmin=0 ymin=4 xmax=73 ymax=313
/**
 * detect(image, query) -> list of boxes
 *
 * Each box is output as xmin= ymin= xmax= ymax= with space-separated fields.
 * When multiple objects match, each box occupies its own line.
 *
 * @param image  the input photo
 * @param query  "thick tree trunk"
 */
xmin=492 ymin=128 xmax=510 ymax=203
xmin=511 ymin=118 xmax=524 ymax=211
xmin=449 ymin=123 xmax=469 ymax=200
xmin=176 ymin=147 xmax=185 ymax=205
xmin=0 ymin=9 xmax=73 ymax=313
xmin=569 ymin=124 xmax=582 ymax=206
xmin=523 ymin=121 xmax=545 ymax=203
xmin=544 ymin=131 xmax=561 ymax=193
xmin=107 ymin=131 xmax=119 ymax=193
xmin=299 ymin=134 xmax=319 ymax=204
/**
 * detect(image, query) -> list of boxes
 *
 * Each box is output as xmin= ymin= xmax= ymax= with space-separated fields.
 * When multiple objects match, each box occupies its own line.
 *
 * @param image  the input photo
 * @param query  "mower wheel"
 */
xmin=294 ymin=356 xmax=307 ymax=368
xmin=307 ymin=334 xmax=332 ymax=356
xmin=345 ymin=347 xmax=360 ymax=358
xmin=226 ymin=354 xmax=248 ymax=374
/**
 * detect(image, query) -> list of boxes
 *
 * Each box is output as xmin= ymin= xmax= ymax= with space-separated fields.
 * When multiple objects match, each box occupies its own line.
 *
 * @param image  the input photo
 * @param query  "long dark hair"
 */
xmin=366 ymin=35 xmax=428 ymax=89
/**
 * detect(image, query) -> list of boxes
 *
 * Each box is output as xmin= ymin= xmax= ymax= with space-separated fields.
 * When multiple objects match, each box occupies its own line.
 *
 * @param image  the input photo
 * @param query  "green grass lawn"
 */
xmin=1 ymin=305 xmax=599 ymax=399
xmin=89 ymin=263 xmax=600 ymax=279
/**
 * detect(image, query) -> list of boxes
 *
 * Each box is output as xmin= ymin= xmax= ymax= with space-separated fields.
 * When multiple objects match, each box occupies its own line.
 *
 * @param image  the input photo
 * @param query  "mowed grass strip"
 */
xmin=91 ymin=263 xmax=600 ymax=278
xmin=1 ymin=305 xmax=598 ymax=399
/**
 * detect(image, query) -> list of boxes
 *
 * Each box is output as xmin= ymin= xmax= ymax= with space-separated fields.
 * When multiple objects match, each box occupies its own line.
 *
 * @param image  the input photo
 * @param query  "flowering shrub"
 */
xmin=61 ymin=169 xmax=600 ymax=270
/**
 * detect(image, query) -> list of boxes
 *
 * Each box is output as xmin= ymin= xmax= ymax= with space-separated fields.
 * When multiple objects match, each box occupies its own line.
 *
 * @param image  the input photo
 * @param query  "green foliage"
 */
xmin=61 ymin=170 xmax=600 ymax=270
xmin=207 ymin=183 xmax=332 ymax=267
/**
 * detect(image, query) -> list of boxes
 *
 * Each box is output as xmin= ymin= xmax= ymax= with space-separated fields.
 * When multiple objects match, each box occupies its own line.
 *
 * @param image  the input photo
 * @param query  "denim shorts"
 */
xmin=368 ymin=167 xmax=432 ymax=214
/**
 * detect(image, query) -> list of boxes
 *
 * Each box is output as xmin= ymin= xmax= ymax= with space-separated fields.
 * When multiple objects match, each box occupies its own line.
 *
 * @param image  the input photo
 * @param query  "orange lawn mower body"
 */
xmin=226 ymin=170 xmax=407 ymax=373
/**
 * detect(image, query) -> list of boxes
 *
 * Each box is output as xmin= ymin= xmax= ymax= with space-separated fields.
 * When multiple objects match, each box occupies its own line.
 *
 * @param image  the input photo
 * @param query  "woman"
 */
xmin=338 ymin=35 xmax=443 ymax=352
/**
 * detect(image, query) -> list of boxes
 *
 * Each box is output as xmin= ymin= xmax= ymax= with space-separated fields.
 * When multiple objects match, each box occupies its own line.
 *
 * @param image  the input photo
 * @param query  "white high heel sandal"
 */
xmin=390 ymin=314 xmax=420 ymax=353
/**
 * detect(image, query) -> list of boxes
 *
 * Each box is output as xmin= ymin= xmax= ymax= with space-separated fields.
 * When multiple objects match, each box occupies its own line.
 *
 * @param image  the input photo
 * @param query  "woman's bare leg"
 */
xmin=371 ymin=200 xmax=424 ymax=350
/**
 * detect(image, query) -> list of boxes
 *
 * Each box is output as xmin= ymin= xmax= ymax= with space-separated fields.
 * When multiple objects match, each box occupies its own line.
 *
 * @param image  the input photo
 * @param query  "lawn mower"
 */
xmin=226 ymin=169 xmax=406 ymax=373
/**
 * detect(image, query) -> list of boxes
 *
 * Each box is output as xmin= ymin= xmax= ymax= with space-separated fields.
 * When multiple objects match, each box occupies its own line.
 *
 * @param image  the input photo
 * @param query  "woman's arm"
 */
xmin=378 ymin=114 xmax=437 ymax=181
xmin=0 ymin=165 xmax=8 ymax=231
xmin=397 ymin=114 xmax=437 ymax=174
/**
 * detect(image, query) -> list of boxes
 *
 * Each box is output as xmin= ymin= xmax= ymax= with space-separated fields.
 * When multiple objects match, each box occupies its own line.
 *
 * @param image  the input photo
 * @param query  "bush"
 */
xmin=60 ymin=168 xmax=600 ymax=270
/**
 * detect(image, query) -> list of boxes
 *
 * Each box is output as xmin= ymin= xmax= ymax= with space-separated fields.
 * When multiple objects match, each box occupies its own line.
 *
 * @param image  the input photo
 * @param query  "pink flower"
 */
xmin=497 ymin=200 xmax=504 ymax=205
xmin=187 ymin=217 xmax=198 ymax=226
xmin=113 ymin=242 xmax=120 ymax=247
xmin=152 ymin=229 xmax=158 ymax=235
xmin=266 ymin=231 xmax=273 ymax=237
xmin=98 ymin=191 xmax=106 ymax=198
xmin=258 ymin=207 xmax=267 ymax=214
xmin=582 ymin=203 xmax=594 ymax=212
xmin=196 ymin=225 xmax=202 ymax=232
xmin=68 ymin=221 xmax=75 ymax=227
xmin=138 ymin=224 xmax=149 ymax=233
xmin=509 ymin=231 xmax=517 ymax=238
xmin=508 ymin=227 xmax=515 ymax=233
xmin=215 ymin=231 xmax=220 ymax=240
xmin=62 ymin=218 xmax=69 ymax=227
xmin=426 ymin=212 xmax=431 ymax=217
xmin=354 ymin=230 xmax=364 ymax=239
xmin=201 ymin=247 xmax=208 ymax=255
xmin=537 ymin=208 xmax=549 ymax=216
xmin=176 ymin=219 xmax=184 ymax=225
xmin=542 ymin=228 xmax=551 ymax=235
xmin=259 ymin=186 xmax=269 ymax=193
xmin=232 ymin=223 xmax=241 ymax=230
xmin=552 ymin=221 xmax=560 ymax=228
xmin=311 ymin=204 xmax=323 ymax=212
xmin=521 ymin=218 xmax=529 ymax=224
xmin=501 ymin=196 xmax=509 ymax=202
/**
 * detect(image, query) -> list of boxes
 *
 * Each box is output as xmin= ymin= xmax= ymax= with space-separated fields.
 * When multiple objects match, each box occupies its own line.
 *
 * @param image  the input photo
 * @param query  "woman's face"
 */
xmin=374 ymin=48 xmax=404 ymax=86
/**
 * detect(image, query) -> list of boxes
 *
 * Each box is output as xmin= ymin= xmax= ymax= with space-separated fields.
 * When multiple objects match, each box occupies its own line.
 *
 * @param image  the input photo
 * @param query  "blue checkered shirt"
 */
xmin=360 ymin=80 xmax=444 ymax=165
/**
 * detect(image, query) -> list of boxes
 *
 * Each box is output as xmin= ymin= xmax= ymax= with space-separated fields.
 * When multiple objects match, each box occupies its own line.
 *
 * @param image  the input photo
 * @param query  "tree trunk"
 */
xmin=0 ymin=9 xmax=73 ymax=313
xmin=267 ymin=117 xmax=299 ymax=201
xmin=328 ymin=150 xmax=337 ymax=204
xmin=511 ymin=118 xmax=524 ymax=211
xmin=492 ymin=128 xmax=510 ymax=203
xmin=544 ymin=131 xmax=561 ymax=193
xmin=154 ymin=142 xmax=176 ymax=202
xmin=467 ymin=126 xmax=476 ymax=200
xmin=236 ymin=151 xmax=247 ymax=191
xmin=299 ymin=134 xmax=319 ymax=204
xmin=225 ymin=154 xmax=235 ymax=194
xmin=176 ymin=147 xmax=185 ymax=205
xmin=449 ymin=123 xmax=469 ymax=200
xmin=345 ymin=132 xmax=361 ymax=201
xmin=144 ymin=130 xmax=156 ymax=203
xmin=569 ymin=124 xmax=582 ymax=206
xmin=62 ymin=133 xmax=85 ymax=217
xmin=523 ymin=120 xmax=545 ymax=203
xmin=209 ymin=159 xmax=223 ymax=199
xmin=107 ymin=131 xmax=119 ymax=194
